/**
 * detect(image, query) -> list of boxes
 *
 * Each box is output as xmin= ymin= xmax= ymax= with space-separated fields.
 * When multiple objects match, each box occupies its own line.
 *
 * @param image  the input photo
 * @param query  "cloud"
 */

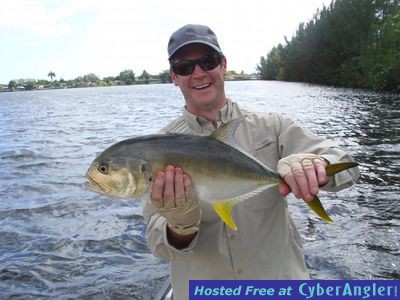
xmin=0 ymin=0 xmax=331 ymax=82
xmin=81 ymin=1 xmax=173 ymax=76
xmin=0 ymin=0 xmax=74 ymax=39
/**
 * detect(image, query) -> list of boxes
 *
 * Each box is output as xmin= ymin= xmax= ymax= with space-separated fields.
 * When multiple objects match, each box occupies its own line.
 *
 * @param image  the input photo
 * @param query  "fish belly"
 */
xmin=149 ymin=156 xmax=264 ymax=203
xmin=190 ymin=172 xmax=262 ymax=204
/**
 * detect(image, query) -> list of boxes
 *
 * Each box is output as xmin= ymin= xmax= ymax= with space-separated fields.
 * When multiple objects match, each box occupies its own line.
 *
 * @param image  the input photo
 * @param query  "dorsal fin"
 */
xmin=211 ymin=115 xmax=247 ymax=152
xmin=211 ymin=115 xmax=279 ymax=177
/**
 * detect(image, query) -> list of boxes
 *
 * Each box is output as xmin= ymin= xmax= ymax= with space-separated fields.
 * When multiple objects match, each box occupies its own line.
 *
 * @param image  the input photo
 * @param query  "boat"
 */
xmin=154 ymin=276 xmax=173 ymax=300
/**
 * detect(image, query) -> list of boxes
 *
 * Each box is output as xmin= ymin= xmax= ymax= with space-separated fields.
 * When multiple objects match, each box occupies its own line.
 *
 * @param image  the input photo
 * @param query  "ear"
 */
xmin=221 ymin=57 xmax=227 ymax=75
xmin=169 ymin=68 xmax=179 ymax=86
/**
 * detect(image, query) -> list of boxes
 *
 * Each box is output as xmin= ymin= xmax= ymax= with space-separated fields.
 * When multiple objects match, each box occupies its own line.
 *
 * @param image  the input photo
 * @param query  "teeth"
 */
xmin=194 ymin=83 xmax=210 ymax=89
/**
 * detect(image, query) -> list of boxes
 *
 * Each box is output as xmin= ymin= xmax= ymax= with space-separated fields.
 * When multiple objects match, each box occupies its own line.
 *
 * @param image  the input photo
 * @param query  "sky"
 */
xmin=0 ymin=0 xmax=331 ymax=84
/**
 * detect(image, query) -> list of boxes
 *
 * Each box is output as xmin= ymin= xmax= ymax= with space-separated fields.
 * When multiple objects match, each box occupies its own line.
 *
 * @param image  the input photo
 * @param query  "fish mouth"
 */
xmin=84 ymin=173 xmax=112 ymax=194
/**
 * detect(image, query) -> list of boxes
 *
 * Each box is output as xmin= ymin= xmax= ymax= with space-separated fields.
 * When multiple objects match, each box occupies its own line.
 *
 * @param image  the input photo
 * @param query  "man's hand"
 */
xmin=151 ymin=165 xmax=201 ymax=236
xmin=277 ymin=153 xmax=329 ymax=201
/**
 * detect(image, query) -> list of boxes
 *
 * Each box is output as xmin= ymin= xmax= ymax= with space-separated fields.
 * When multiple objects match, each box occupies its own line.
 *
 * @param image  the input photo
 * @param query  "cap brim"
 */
xmin=168 ymin=40 xmax=221 ymax=59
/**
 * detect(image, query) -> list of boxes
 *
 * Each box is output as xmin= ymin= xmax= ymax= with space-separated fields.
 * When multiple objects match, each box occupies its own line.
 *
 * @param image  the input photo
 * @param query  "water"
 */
xmin=0 ymin=81 xmax=398 ymax=298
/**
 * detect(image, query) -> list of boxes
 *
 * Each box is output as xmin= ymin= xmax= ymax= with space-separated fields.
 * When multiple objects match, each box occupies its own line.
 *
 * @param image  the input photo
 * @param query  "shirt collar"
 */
xmin=182 ymin=99 xmax=234 ymax=133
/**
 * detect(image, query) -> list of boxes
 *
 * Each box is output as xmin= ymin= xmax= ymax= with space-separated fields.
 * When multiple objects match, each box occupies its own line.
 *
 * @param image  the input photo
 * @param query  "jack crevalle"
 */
xmin=85 ymin=117 xmax=358 ymax=230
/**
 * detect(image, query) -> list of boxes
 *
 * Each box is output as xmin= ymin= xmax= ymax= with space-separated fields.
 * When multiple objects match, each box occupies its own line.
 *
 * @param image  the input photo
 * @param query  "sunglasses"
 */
xmin=171 ymin=53 xmax=224 ymax=76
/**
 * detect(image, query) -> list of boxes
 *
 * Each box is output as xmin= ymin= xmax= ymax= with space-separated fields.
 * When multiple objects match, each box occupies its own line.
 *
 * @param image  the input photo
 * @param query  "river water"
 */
xmin=0 ymin=81 xmax=398 ymax=298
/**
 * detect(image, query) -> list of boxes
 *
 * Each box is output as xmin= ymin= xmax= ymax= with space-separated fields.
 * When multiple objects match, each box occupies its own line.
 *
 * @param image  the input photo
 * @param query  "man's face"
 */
xmin=170 ymin=44 xmax=227 ymax=116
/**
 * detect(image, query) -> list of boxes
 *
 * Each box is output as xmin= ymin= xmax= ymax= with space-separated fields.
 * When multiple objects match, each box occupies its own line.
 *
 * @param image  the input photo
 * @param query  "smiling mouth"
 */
xmin=194 ymin=83 xmax=211 ymax=90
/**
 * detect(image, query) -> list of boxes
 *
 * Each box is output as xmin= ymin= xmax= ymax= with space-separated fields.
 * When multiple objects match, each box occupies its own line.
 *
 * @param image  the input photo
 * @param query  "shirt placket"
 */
xmin=223 ymin=226 xmax=244 ymax=278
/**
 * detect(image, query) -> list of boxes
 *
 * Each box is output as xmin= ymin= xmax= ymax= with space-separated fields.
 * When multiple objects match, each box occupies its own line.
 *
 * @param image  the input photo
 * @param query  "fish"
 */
xmin=84 ymin=116 xmax=358 ymax=230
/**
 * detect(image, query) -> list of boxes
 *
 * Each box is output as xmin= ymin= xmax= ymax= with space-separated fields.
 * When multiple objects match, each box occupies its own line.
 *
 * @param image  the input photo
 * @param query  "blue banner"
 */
xmin=189 ymin=280 xmax=399 ymax=299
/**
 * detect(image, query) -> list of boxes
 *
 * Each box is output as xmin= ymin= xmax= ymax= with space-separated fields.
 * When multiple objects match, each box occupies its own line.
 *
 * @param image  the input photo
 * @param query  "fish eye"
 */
xmin=98 ymin=164 xmax=108 ymax=174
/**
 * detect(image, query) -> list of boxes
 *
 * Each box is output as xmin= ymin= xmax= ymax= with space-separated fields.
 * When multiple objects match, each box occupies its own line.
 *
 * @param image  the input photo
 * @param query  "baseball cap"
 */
xmin=167 ymin=24 xmax=222 ymax=60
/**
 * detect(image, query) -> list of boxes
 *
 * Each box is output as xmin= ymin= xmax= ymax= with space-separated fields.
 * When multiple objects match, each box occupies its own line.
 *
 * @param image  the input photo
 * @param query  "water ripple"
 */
xmin=0 ymin=82 xmax=398 ymax=298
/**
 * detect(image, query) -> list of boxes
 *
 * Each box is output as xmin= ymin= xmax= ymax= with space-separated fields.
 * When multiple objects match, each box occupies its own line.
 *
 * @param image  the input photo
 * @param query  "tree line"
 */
xmin=3 ymin=69 xmax=257 ymax=92
xmin=257 ymin=0 xmax=399 ymax=91
xmin=4 ymin=69 xmax=172 ymax=91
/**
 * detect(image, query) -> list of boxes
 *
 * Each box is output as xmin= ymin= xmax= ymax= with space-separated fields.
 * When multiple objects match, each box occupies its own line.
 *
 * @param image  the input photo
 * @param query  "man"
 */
xmin=142 ymin=24 xmax=360 ymax=299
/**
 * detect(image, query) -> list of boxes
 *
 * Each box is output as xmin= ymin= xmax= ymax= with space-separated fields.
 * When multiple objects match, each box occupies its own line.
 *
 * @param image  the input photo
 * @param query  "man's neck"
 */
xmin=186 ymin=100 xmax=227 ymax=127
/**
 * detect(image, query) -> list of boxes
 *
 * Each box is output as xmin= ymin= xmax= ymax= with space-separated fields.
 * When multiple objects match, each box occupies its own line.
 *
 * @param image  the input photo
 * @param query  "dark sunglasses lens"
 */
xmin=172 ymin=61 xmax=195 ymax=76
xmin=172 ymin=54 xmax=223 ymax=76
xmin=199 ymin=55 xmax=221 ymax=71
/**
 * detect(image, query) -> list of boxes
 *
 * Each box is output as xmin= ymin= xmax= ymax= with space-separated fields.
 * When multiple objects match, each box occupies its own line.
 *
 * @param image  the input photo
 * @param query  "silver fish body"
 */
xmin=85 ymin=117 xmax=358 ymax=229
xmin=86 ymin=132 xmax=281 ymax=201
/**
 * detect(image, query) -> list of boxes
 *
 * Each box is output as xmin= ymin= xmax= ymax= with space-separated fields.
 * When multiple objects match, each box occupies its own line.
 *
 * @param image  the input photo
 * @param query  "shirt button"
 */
xmin=237 ymin=269 xmax=243 ymax=275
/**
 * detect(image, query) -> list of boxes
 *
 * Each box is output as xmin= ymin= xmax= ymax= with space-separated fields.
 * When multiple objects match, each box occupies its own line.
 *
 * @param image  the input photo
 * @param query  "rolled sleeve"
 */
xmin=278 ymin=116 xmax=360 ymax=192
xmin=320 ymin=153 xmax=360 ymax=192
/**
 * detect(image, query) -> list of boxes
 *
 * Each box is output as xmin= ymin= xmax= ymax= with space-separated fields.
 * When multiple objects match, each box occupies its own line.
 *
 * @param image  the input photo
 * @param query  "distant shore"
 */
xmin=0 ymin=73 xmax=260 ymax=93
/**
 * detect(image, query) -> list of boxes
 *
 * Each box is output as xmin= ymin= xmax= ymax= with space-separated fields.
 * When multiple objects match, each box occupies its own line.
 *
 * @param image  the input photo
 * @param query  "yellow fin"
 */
xmin=303 ymin=162 xmax=357 ymax=223
xmin=326 ymin=162 xmax=358 ymax=177
xmin=212 ymin=199 xmax=242 ymax=230
xmin=306 ymin=196 xmax=333 ymax=223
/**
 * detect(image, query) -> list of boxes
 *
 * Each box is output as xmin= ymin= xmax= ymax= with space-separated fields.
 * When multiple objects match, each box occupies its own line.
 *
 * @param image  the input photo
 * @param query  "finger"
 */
xmin=314 ymin=159 xmax=328 ymax=186
xmin=174 ymin=167 xmax=185 ymax=207
xmin=293 ymin=169 xmax=314 ymax=201
xmin=279 ymin=183 xmax=291 ymax=197
xmin=289 ymin=161 xmax=304 ymax=198
xmin=163 ymin=165 xmax=176 ymax=209
xmin=283 ymin=172 xmax=302 ymax=199
xmin=183 ymin=173 xmax=195 ymax=201
xmin=151 ymin=171 xmax=165 ymax=208
xmin=302 ymin=159 xmax=319 ymax=196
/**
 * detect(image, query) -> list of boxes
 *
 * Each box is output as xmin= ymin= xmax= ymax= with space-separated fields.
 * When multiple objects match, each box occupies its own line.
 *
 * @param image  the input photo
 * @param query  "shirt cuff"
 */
xmin=320 ymin=154 xmax=357 ymax=191
xmin=162 ymin=222 xmax=199 ymax=253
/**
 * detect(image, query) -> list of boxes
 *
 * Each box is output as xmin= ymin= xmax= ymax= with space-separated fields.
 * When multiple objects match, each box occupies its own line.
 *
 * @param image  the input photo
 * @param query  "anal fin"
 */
xmin=212 ymin=199 xmax=241 ymax=231
xmin=211 ymin=185 xmax=270 ymax=230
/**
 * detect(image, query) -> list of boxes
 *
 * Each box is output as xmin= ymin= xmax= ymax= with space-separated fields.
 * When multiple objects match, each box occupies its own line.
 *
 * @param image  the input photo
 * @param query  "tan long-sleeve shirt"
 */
xmin=142 ymin=100 xmax=360 ymax=299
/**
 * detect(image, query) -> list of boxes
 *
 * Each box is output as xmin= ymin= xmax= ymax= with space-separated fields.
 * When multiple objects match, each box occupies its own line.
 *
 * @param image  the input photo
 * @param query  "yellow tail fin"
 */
xmin=306 ymin=196 xmax=333 ymax=223
xmin=306 ymin=161 xmax=358 ymax=223
xmin=326 ymin=162 xmax=358 ymax=176
xmin=212 ymin=162 xmax=357 ymax=227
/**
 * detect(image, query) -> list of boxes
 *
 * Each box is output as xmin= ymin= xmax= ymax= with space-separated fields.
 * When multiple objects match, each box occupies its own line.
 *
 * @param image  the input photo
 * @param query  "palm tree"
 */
xmin=8 ymin=80 xmax=17 ymax=91
xmin=139 ymin=70 xmax=150 ymax=84
xmin=48 ymin=71 xmax=56 ymax=82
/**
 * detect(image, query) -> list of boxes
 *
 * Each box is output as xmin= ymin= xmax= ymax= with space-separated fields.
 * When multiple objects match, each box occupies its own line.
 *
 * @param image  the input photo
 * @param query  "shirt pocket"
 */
xmin=252 ymin=137 xmax=279 ymax=170
xmin=253 ymin=137 xmax=273 ymax=152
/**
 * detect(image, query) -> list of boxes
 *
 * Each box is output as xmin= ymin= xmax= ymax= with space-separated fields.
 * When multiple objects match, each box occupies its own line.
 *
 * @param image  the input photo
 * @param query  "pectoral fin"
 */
xmin=212 ymin=199 xmax=241 ymax=230
xmin=306 ymin=196 xmax=333 ymax=223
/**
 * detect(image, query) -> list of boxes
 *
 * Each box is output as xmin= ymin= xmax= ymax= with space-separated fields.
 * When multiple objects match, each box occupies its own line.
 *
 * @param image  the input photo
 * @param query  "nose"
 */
xmin=192 ymin=63 xmax=207 ymax=77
